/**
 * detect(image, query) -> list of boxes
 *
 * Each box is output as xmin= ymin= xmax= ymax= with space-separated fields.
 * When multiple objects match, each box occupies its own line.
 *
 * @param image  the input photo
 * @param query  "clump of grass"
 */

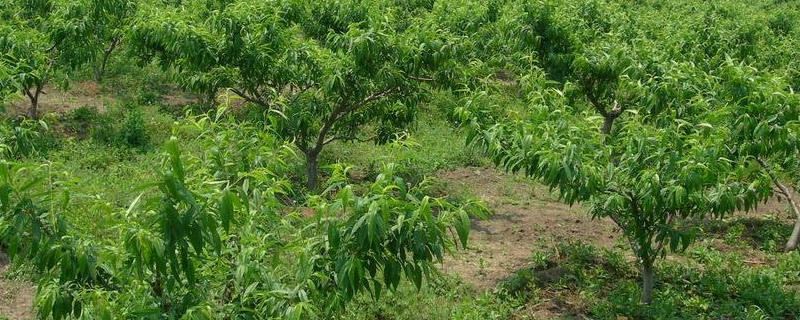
xmin=489 ymin=241 xmax=800 ymax=320
xmin=327 ymin=107 xmax=486 ymax=184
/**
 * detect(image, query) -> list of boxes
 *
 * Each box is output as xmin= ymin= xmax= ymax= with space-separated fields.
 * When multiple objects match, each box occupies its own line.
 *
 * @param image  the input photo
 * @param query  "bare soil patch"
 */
xmin=4 ymin=82 xmax=200 ymax=118
xmin=436 ymin=167 xmax=620 ymax=291
xmin=0 ymin=259 xmax=34 ymax=320
xmin=6 ymin=81 xmax=114 ymax=116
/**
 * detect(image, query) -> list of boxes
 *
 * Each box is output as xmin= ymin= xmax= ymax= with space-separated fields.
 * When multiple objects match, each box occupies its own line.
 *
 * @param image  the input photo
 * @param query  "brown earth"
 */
xmin=436 ymin=166 xmax=793 ymax=291
xmin=436 ymin=167 xmax=621 ymax=292
xmin=435 ymin=166 xmax=796 ymax=319
xmin=4 ymin=81 xmax=197 ymax=117
xmin=0 ymin=260 xmax=34 ymax=320
xmin=5 ymin=81 xmax=113 ymax=116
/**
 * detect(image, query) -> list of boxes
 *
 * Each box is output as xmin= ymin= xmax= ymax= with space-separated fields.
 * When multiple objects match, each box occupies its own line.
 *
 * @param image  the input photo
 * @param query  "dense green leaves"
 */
xmin=0 ymin=112 xmax=484 ymax=319
xmin=456 ymin=0 xmax=798 ymax=304
xmin=1 ymin=0 xmax=135 ymax=117
xmin=128 ymin=0 xmax=466 ymax=188
xmin=1 ymin=0 xmax=799 ymax=315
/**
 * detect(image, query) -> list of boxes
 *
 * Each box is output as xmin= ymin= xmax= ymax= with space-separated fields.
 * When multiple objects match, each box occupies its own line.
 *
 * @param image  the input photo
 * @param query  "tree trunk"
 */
xmin=28 ymin=97 xmax=38 ymax=119
xmin=601 ymin=101 xmax=622 ymax=135
xmin=755 ymin=158 xmax=800 ymax=251
xmin=787 ymin=216 xmax=800 ymax=251
xmin=640 ymin=262 xmax=655 ymax=304
xmin=776 ymin=179 xmax=800 ymax=251
xmin=306 ymin=151 xmax=319 ymax=191
xmin=25 ymin=83 xmax=43 ymax=120
xmin=95 ymin=38 xmax=120 ymax=83
xmin=601 ymin=115 xmax=615 ymax=134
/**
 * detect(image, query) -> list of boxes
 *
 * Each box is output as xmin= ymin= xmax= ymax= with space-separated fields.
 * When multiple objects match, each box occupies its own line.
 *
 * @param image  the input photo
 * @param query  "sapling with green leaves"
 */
xmin=0 ymin=0 xmax=132 ymax=118
xmin=721 ymin=60 xmax=800 ymax=251
xmin=0 ymin=22 xmax=52 ymax=119
xmin=459 ymin=59 xmax=770 ymax=304
xmin=1 ymin=112 xmax=485 ymax=319
xmin=452 ymin=0 xmax=794 ymax=303
xmin=68 ymin=0 xmax=136 ymax=82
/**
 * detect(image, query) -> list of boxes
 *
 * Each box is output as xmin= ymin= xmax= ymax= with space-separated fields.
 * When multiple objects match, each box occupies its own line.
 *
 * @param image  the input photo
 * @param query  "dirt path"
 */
xmin=0 ymin=263 xmax=34 ymax=320
xmin=437 ymin=167 xmax=620 ymax=291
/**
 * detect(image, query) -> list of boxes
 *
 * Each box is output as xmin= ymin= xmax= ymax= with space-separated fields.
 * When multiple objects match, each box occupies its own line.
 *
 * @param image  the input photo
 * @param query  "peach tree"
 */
xmin=0 ymin=0 xmax=135 ymax=118
xmin=454 ymin=0 xmax=793 ymax=304
xmin=721 ymin=61 xmax=800 ymax=251
xmin=128 ymin=0 xmax=461 ymax=189
xmin=460 ymin=72 xmax=766 ymax=304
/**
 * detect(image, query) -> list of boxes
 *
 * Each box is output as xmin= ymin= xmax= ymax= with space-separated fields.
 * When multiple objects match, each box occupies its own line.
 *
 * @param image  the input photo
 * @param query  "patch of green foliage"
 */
xmin=492 ymin=240 xmax=800 ymax=320
xmin=1 ymin=111 xmax=487 ymax=319
xmin=327 ymin=106 xmax=484 ymax=185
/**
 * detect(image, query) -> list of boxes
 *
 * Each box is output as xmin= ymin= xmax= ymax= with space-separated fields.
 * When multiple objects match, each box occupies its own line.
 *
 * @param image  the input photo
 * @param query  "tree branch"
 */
xmin=407 ymin=75 xmax=436 ymax=82
xmin=581 ymin=77 xmax=607 ymax=117
xmin=312 ymin=87 xmax=399 ymax=154
xmin=323 ymin=133 xmax=378 ymax=146
xmin=230 ymin=88 xmax=273 ymax=109
xmin=341 ymin=87 xmax=399 ymax=114
xmin=24 ymin=87 xmax=35 ymax=101
xmin=287 ymin=85 xmax=311 ymax=106
xmin=757 ymin=157 xmax=796 ymax=215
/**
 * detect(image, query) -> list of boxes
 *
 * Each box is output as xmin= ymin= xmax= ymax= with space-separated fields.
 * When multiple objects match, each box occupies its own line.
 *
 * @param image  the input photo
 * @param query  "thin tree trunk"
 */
xmin=756 ymin=158 xmax=800 ymax=251
xmin=787 ymin=214 xmax=800 ymax=251
xmin=601 ymin=100 xmax=622 ymax=135
xmin=24 ymin=83 xmax=43 ymax=119
xmin=95 ymin=38 xmax=120 ymax=83
xmin=306 ymin=151 xmax=319 ymax=190
xmin=601 ymin=115 xmax=615 ymax=134
xmin=778 ymin=186 xmax=800 ymax=251
xmin=640 ymin=261 xmax=655 ymax=304
xmin=27 ymin=96 xmax=38 ymax=119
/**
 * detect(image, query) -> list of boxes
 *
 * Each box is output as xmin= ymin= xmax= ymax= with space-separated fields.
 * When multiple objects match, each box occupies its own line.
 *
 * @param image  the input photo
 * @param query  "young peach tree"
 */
xmin=0 ymin=0 xmax=134 ymax=118
xmin=128 ymin=0 xmax=460 ymax=189
xmin=460 ymin=76 xmax=766 ymax=304
xmin=721 ymin=60 xmax=800 ymax=251
xmin=453 ymin=0 xmax=789 ymax=304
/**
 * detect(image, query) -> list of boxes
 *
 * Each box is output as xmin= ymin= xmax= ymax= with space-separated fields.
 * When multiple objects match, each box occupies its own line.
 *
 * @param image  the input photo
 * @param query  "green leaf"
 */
xmin=454 ymin=209 xmax=470 ymax=249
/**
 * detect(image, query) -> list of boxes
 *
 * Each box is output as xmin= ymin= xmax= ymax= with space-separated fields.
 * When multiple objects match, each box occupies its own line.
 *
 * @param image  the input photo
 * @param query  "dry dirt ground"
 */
xmin=5 ymin=81 xmax=113 ymax=116
xmin=4 ymin=81 xmax=196 ymax=117
xmin=436 ymin=167 xmax=621 ymax=292
xmin=0 ymin=261 xmax=34 ymax=320
xmin=436 ymin=166 xmax=792 ymax=292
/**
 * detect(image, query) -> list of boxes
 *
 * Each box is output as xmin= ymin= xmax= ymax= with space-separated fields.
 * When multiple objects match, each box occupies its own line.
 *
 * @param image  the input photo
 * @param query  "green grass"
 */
xmin=344 ymin=275 xmax=520 ymax=320
xmin=493 ymin=238 xmax=800 ymax=320
xmin=325 ymin=109 xmax=485 ymax=185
